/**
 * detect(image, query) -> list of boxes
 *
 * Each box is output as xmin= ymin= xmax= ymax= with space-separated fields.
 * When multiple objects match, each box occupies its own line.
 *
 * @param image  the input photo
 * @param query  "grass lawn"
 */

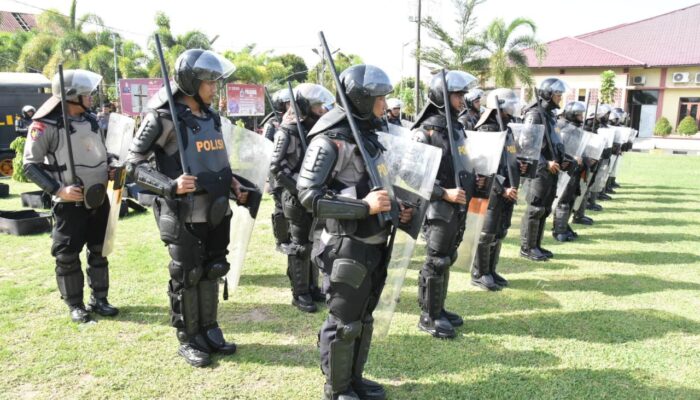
xmin=1 ymin=152 xmax=699 ymax=399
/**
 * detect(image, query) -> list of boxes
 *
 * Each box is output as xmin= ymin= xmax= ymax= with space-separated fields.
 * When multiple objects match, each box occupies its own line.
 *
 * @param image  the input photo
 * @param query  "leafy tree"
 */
xmin=272 ymin=53 xmax=308 ymax=83
xmin=600 ymin=70 xmax=616 ymax=104
xmin=390 ymin=77 xmax=427 ymax=117
xmin=308 ymin=52 xmax=363 ymax=91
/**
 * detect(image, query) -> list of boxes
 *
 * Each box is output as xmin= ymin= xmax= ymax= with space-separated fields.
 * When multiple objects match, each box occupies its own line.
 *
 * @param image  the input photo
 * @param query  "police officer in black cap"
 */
xmin=270 ymin=83 xmax=333 ymax=313
xmin=298 ymin=64 xmax=413 ymax=400
xmin=263 ymin=89 xmax=291 ymax=142
xmin=459 ymin=88 xmax=483 ymax=130
xmin=411 ymin=70 xmax=480 ymax=338
xmin=23 ymin=70 xmax=118 ymax=323
xmin=126 ymin=49 xmax=245 ymax=367
xmin=519 ymin=78 xmax=573 ymax=261
xmin=266 ymin=89 xmax=293 ymax=252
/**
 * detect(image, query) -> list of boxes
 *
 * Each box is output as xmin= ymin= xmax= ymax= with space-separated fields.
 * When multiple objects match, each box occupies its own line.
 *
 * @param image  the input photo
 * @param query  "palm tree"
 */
xmin=472 ymin=18 xmax=546 ymax=93
xmin=146 ymin=12 xmax=212 ymax=77
xmin=418 ymin=0 xmax=484 ymax=71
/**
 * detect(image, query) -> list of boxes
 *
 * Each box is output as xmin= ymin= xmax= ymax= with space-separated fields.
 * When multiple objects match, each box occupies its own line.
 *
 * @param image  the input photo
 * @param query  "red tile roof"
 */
xmin=524 ymin=36 xmax=644 ymax=68
xmin=526 ymin=3 xmax=700 ymax=68
xmin=0 ymin=11 xmax=37 ymax=33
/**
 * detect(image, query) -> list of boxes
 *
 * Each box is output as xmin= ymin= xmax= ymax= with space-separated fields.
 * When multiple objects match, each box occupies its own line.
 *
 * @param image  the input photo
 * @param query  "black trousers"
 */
xmin=51 ymin=200 xmax=110 ymax=306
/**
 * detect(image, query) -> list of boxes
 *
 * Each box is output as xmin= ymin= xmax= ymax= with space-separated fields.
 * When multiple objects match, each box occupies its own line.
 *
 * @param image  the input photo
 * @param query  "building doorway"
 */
xmin=678 ymin=97 xmax=700 ymax=130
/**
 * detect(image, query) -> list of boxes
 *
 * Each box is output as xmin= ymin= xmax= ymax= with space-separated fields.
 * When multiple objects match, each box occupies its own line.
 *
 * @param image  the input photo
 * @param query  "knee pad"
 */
xmin=55 ymin=252 xmax=80 ymax=275
xmin=203 ymin=248 xmax=229 ymax=279
xmin=334 ymin=318 xmax=363 ymax=343
xmin=478 ymin=232 xmax=497 ymax=246
xmin=528 ymin=205 xmax=546 ymax=220
xmin=425 ymin=254 xmax=451 ymax=275
xmin=169 ymin=261 xmax=203 ymax=288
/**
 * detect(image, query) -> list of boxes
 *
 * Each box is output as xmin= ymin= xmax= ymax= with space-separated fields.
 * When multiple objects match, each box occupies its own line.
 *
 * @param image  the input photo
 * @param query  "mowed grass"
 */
xmin=0 ymin=151 xmax=699 ymax=400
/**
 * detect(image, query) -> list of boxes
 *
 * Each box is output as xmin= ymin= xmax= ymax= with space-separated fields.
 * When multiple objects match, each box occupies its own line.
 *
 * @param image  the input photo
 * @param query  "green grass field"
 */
xmin=1 ymin=152 xmax=699 ymax=400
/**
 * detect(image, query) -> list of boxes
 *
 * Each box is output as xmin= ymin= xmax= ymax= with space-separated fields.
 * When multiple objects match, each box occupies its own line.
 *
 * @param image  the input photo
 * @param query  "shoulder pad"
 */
xmin=129 ymin=110 xmax=162 ymax=154
xmin=147 ymin=85 xmax=181 ymax=110
xmin=309 ymin=107 xmax=346 ymax=137
xmin=523 ymin=109 xmax=541 ymax=125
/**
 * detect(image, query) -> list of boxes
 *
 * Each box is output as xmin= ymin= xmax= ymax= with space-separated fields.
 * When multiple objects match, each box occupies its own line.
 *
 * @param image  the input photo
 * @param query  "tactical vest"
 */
xmin=45 ymin=116 xmax=108 ymax=207
xmin=322 ymin=126 xmax=389 ymax=244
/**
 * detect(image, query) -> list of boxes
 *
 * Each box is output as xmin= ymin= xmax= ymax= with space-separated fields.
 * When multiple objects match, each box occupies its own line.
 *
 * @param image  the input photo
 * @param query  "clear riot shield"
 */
xmin=508 ymin=123 xmax=545 ymax=179
xmin=454 ymin=130 xmax=507 ymax=274
xmin=610 ymin=127 xmax=633 ymax=178
xmin=221 ymin=119 xmax=274 ymax=293
xmin=102 ymin=113 xmax=135 ymax=256
xmin=373 ymin=127 xmax=442 ymax=338
xmin=572 ymin=133 xmax=607 ymax=212
xmin=551 ymin=125 xmax=590 ymax=210
xmin=590 ymin=128 xmax=616 ymax=193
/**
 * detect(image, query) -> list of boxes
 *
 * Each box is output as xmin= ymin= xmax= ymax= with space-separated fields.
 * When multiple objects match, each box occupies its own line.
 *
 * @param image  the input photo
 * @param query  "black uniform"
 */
xmin=412 ymin=107 xmax=469 ymax=338
xmin=552 ymin=117 xmax=585 ymax=241
xmin=458 ymin=108 xmax=479 ymax=130
xmin=126 ymin=100 xmax=237 ymax=366
xmin=270 ymin=112 xmax=323 ymax=312
xmin=473 ymin=109 xmax=519 ymax=288
xmin=14 ymin=115 xmax=32 ymax=137
xmin=386 ymin=114 xmax=401 ymax=126
xmin=583 ymin=117 xmax=610 ymax=211
xmin=519 ymin=100 xmax=567 ymax=261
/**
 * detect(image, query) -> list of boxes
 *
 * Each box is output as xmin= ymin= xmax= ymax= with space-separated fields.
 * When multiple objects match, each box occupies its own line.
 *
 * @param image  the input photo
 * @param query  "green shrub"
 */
xmin=676 ymin=116 xmax=698 ymax=136
xmin=9 ymin=136 xmax=28 ymax=182
xmin=653 ymin=117 xmax=672 ymax=137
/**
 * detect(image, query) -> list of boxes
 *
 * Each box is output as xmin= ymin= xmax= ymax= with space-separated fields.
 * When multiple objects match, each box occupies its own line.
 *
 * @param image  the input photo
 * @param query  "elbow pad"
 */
xmin=23 ymin=163 xmax=60 ymax=195
xmin=313 ymin=196 xmax=369 ymax=220
xmin=127 ymin=161 xmax=176 ymax=198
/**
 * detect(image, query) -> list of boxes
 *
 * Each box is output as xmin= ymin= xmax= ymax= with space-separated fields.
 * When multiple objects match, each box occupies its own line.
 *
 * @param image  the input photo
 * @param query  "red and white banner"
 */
xmin=118 ymin=78 xmax=163 ymax=116
xmin=226 ymin=83 xmax=265 ymax=116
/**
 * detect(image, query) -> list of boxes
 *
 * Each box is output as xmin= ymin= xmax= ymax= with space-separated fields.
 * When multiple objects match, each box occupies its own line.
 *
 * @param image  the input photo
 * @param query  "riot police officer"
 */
xmin=23 ymin=70 xmax=118 ymax=323
xmin=584 ymin=104 xmax=611 ymax=211
xmin=263 ymin=89 xmax=291 ymax=142
xmin=385 ymin=98 xmax=402 ymax=126
xmin=473 ymin=88 xmax=525 ymax=290
xmin=270 ymin=83 xmax=333 ymax=313
xmin=519 ymin=78 xmax=573 ymax=261
xmin=15 ymin=105 xmax=35 ymax=137
xmin=459 ymin=88 xmax=483 ymax=129
xmin=411 ymin=70 xmax=479 ymax=338
xmin=266 ymin=89 xmax=293 ymax=252
xmin=126 ymin=49 xmax=243 ymax=367
xmin=298 ymin=64 xmax=413 ymax=400
xmin=552 ymin=101 xmax=586 ymax=242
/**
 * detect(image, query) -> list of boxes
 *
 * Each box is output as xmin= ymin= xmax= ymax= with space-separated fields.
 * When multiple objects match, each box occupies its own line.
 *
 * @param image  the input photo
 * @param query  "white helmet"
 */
xmin=485 ymin=88 xmax=523 ymax=117
xmin=386 ymin=98 xmax=403 ymax=110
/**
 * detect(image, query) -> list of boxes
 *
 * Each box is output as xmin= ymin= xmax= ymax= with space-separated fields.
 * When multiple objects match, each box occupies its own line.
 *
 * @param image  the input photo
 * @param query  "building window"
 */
xmin=578 ymin=89 xmax=586 ymax=101
xmin=629 ymin=90 xmax=659 ymax=105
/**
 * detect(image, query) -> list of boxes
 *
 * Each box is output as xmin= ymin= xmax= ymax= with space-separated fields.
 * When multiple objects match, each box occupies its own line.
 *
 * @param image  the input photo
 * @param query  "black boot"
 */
xmin=586 ymin=193 xmax=603 ymax=211
xmin=287 ymin=247 xmax=317 ymax=313
xmin=536 ymin=219 xmax=553 ymax=258
xmin=611 ymin=177 xmax=620 ymax=188
xmin=69 ymin=303 xmax=92 ymax=323
xmin=351 ymin=317 xmax=386 ymax=400
xmin=177 ymin=340 xmax=211 ymax=368
xmin=490 ymin=241 xmax=508 ymax=287
xmin=520 ymin=219 xmax=548 ymax=261
xmin=417 ymin=270 xmax=455 ymax=339
xmin=572 ymin=206 xmax=594 ymax=225
xmin=87 ymin=296 xmax=119 ymax=316
xmin=471 ymin=240 xmax=500 ymax=291
xmin=324 ymin=318 xmax=362 ymax=400
xmin=171 ymin=282 xmax=211 ymax=367
xmin=605 ymin=177 xmax=616 ymax=194
xmin=441 ymin=270 xmax=463 ymax=326
xmin=598 ymin=191 xmax=612 ymax=201
xmin=310 ymin=261 xmax=326 ymax=302
xmin=552 ymin=205 xmax=574 ymax=242
xmin=198 ymin=279 xmax=237 ymax=355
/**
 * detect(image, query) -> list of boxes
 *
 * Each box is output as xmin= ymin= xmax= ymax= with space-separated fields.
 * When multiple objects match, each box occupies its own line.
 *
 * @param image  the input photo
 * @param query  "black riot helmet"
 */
xmin=537 ymin=77 xmax=569 ymax=103
xmin=563 ymin=101 xmax=586 ymax=123
xmin=272 ymin=89 xmax=291 ymax=113
xmin=428 ymin=70 xmax=477 ymax=111
xmin=337 ymin=64 xmax=393 ymax=119
xmin=174 ymin=49 xmax=236 ymax=98
xmin=465 ymin=88 xmax=484 ymax=112
xmin=294 ymin=83 xmax=334 ymax=118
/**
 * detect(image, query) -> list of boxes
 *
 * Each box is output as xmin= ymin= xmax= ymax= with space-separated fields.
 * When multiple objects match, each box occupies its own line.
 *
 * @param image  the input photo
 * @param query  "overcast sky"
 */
xmin=2 ymin=0 xmax=698 ymax=83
